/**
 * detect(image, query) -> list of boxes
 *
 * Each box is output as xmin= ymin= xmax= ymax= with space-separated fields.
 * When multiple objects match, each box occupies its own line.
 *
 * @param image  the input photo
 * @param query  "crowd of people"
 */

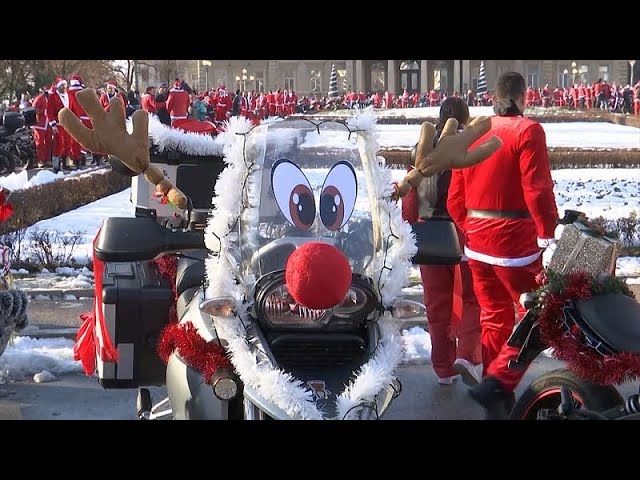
xmin=21 ymin=76 xmax=137 ymax=171
xmin=397 ymin=72 xmax=561 ymax=420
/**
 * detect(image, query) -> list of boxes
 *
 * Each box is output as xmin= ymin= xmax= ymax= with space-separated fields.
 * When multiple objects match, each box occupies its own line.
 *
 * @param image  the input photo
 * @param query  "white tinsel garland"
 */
xmin=125 ymin=114 xmax=225 ymax=156
xmin=202 ymin=110 xmax=410 ymax=419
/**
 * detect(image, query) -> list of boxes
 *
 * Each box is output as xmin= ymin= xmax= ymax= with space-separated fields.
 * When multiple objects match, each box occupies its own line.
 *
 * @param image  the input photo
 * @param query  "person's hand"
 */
xmin=58 ymin=89 xmax=187 ymax=210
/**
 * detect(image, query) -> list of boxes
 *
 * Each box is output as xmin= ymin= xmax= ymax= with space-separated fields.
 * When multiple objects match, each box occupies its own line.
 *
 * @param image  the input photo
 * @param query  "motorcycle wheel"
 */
xmin=510 ymin=368 xmax=624 ymax=420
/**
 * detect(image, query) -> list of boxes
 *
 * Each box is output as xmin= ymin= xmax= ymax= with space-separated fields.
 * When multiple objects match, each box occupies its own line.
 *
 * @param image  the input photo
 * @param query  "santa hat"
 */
xmin=106 ymin=80 xmax=118 ymax=90
xmin=70 ymin=74 xmax=83 ymax=87
xmin=173 ymin=80 xmax=181 ymax=89
xmin=55 ymin=76 xmax=67 ymax=88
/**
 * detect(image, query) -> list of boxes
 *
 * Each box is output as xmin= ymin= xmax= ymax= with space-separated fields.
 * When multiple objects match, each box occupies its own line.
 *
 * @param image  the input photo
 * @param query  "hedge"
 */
xmin=380 ymin=148 xmax=640 ymax=169
xmin=0 ymin=168 xmax=130 ymax=235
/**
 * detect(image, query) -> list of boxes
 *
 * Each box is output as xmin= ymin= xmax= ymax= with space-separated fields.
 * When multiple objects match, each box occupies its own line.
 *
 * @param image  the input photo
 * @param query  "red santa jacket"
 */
xmin=166 ymin=88 xmax=190 ymax=118
xmin=46 ymin=90 xmax=69 ymax=128
xmin=141 ymin=93 xmax=158 ymax=114
xmin=100 ymin=92 xmax=126 ymax=113
xmin=447 ymin=114 xmax=558 ymax=266
xmin=32 ymin=93 xmax=48 ymax=126
xmin=68 ymin=86 xmax=90 ymax=122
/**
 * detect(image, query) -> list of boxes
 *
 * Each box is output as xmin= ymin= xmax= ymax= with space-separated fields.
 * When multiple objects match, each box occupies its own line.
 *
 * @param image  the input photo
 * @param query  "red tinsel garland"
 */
xmin=152 ymin=255 xmax=178 ymax=324
xmin=152 ymin=254 xmax=232 ymax=383
xmin=157 ymin=321 xmax=231 ymax=384
xmin=536 ymin=270 xmax=640 ymax=385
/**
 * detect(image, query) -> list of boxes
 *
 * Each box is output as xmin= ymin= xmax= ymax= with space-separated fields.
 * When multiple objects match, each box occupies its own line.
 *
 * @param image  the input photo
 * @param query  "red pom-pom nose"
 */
xmin=285 ymin=242 xmax=352 ymax=310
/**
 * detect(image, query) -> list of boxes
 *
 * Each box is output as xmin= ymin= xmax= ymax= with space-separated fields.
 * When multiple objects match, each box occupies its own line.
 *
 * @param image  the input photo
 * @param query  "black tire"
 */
xmin=510 ymin=368 xmax=624 ymax=420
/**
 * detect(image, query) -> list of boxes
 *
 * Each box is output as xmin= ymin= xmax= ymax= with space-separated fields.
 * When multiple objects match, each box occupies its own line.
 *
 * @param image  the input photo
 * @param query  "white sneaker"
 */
xmin=437 ymin=374 xmax=460 ymax=385
xmin=453 ymin=358 xmax=482 ymax=386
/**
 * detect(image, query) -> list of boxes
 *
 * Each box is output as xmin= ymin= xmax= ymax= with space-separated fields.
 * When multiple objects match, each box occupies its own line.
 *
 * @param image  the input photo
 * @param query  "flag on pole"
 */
xmin=476 ymin=61 xmax=487 ymax=96
xmin=328 ymin=64 xmax=339 ymax=98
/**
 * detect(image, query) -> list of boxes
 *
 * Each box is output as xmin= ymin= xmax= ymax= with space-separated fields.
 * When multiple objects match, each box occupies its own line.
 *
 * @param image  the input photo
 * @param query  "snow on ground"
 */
xmin=0 ymin=166 xmax=106 ymax=192
xmin=376 ymin=122 xmax=640 ymax=150
xmin=0 ymin=336 xmax=82 ymax=382
xmin=401 ymin=326 xmax=431 ymax=364
xmin=19 ymin=188 xmax=135 ymax=264
xmin=617 ymin=256 xmax=640 ymax=277
xmin=391 ymin=168 xmax=640 ymax=221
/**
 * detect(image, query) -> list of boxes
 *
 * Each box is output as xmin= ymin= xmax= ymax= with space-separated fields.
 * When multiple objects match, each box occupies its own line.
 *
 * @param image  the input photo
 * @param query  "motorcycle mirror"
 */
xmin=391 ymin=299 xmax=426 ymax=320
xmin=200 ymin=297 xmax=237 ymax=318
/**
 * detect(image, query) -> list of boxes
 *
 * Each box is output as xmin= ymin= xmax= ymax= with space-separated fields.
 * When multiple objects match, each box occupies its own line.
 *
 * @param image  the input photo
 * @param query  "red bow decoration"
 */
xmin=0 ymin=190 xmax=14 ymax=222
xmin=153 ymin=190 xmax=176 ymax=208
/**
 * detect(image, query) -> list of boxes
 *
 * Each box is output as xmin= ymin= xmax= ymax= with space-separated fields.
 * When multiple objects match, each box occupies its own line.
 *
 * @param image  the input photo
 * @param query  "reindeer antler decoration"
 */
xmin=392 ymin=116 xmax=503 ymax=200
xmin=58 ymin=89 xmax=188 ymax=210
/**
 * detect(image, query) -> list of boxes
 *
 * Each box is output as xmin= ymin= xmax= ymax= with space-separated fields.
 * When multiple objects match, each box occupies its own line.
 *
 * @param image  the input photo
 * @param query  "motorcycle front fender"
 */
xmin=506 ymin=310 xmax=547 ymax=370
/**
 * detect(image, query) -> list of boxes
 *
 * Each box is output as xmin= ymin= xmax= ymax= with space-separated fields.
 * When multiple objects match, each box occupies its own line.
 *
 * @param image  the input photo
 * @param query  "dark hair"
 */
xmin=437 ymin=96 xmax=470 ymax=131
xmin=494 ymin=72 xmax=526 ymax=115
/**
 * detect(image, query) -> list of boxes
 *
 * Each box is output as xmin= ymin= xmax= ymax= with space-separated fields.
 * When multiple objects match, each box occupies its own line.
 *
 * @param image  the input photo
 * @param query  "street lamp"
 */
xmin=202 ymin=60 xmax=212 ymax=91
xmin=572 ymin=68 xmax=578 ymax=85
xmin=630 ymin=60 xmax=636 ymax=86
xmin=563 ymin=68 xmax=569 ymax=88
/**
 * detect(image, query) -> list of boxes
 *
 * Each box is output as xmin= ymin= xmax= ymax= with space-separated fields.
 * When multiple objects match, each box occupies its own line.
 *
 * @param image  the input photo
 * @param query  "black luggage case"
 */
xmin=97 ymin=261 xmax=174 ymax=389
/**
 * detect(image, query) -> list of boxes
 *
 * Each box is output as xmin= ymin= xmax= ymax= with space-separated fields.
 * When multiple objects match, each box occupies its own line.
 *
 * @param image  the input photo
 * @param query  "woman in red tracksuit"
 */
xmin=402 ymin=97 xmax=482 ymax=386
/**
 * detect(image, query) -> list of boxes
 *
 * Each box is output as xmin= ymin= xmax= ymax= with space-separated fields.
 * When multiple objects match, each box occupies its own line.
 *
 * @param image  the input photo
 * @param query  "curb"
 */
xmin=18 ymin=326 xmax=78 ymax=340
xmin=25 ymin=288 xmax=94 ymax=300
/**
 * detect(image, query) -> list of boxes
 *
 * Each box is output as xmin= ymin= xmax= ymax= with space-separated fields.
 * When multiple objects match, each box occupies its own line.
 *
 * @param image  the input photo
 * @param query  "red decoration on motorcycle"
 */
xmin=285 ymin=242 xmax=352 ymax=310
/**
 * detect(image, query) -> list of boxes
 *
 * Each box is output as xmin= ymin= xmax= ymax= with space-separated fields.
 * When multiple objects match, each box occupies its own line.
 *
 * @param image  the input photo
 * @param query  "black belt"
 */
xmin=467 ymin=209 xmax=531 ymax=219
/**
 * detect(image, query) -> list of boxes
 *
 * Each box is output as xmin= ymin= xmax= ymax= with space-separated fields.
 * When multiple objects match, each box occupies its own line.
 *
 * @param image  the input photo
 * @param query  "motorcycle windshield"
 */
xmin=239 ymin=119 xmax=377 ymax=287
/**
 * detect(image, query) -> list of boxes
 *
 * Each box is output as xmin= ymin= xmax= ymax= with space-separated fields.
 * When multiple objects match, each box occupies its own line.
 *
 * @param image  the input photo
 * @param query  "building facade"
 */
xmin=143 ymin=60 xmax=633 ymax=97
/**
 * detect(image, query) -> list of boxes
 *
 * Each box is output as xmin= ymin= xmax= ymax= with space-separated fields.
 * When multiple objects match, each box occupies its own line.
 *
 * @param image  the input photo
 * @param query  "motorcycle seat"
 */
xmin=576 ymin=293 xmax=640 ymax=354
xmin=176 ymin=249 xmax=208 ymax=297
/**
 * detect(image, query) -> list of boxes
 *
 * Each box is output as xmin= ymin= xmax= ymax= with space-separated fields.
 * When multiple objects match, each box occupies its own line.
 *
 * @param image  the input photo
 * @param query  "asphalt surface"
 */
xmin=1 ymin=280 xmax=638 ymax=420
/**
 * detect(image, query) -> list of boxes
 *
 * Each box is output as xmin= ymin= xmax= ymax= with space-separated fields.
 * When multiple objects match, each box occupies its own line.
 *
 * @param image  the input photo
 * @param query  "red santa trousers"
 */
xmin=420 ymin=261 xmax=482 ymax=378
xmin=467 ymin=256 xmax=542 ymax=392
xmin=31 ymin=125 xmax=52 ymax=164
xmin=52 ymin=125 xmax=72 ymax=158
xmin=70 ymin=119 xmax=93 ymax=161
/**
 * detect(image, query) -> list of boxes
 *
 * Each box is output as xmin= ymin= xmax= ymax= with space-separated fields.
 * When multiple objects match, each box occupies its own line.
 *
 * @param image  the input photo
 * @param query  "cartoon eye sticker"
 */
xmin=271 ymin=159 xmax=316 ymax=230
xmin=320 ymin=161 xmax=357 ymax=231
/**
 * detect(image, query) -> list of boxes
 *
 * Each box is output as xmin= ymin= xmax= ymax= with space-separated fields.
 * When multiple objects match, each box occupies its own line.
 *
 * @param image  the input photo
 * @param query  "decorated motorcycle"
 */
xmin=507 ymin=210 xmax=640 ymax=420
xmin=60 ymin=89 xmax=500 ymax=420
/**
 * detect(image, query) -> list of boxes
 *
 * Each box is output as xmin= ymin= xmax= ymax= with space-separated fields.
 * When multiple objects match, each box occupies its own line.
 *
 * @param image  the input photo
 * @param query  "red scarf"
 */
xmin=74 ymin=230 xmax=119 ymax=375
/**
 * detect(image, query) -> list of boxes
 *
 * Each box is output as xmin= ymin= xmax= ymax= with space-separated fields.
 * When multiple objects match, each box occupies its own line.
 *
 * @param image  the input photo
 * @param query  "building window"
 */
xmin=399 ymin=60 xmax=420 ymax=92
xmin=254 ymin=72 xmax=264 ymax=93
xmin=527 ymin=64 xmax=539 ymax=88
xmin=558 ymin=64 xmax=570 ymax=88
xmin=433 ymin=68 xmax=448 ymax=91
xmin=191 ymin=73 xmax=198 ymax=82
xmin=371 ymin=62 xmax=386 ymax=92
xmin=284 ymin=72 xmax=294 ymax=91
xmin=337 ymin=69 xmax=347 ymax=91
xmin=598 ymin=65 xmax=609 ymax=82
xmin=310 ymin=69 xmax=322 ymax=93
xmin=471 ymin=76 xmax=478 ymax=91
xmin=579 ymin=64 xmax=589 ymax=83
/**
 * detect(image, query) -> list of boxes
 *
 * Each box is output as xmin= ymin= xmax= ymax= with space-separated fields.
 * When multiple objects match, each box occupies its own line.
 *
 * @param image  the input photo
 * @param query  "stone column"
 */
xmin=355 ymin=60 xmax=365 ymax=93
xmin=462 ymin=59 xmax=471 ymax=93
xmin=387 ymin=60 xmax=397 ymax=94
xmin=453 ymin=60 xmax=461 ymax=93
xmin=420 ymin=60 xmax=429 ymax=93
xmin=268 ymin=61 xmax=278 ymax=90
xmin=346 ymin=60 xmax=355 ymax=91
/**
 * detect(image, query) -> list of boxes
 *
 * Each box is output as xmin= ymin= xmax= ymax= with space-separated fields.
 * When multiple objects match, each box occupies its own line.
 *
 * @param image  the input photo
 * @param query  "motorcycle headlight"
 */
xmin=255 ymin=272 xmax=379 ymax=330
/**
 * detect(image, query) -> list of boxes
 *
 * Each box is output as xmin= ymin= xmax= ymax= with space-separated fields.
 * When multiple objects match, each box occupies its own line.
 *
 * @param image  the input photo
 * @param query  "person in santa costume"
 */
xmin=46 ymin=77 xmax=72 ymax=172
xmin=402 ymin=96 xmax=482 ymax=387
xmin=68 ymin=74 xmax=104 ymax=167
xmin=166 ymin=79 xmax=190 ymax=123
xmin=447 ymin=72 xmax=558 ymax=419
xmin=214 ymin=86 xmax=232 ymax=123
xmin=100 ymin=80 xmax=126 ymax=114
xmin=30 ymin=86 xmax=52 ymax=168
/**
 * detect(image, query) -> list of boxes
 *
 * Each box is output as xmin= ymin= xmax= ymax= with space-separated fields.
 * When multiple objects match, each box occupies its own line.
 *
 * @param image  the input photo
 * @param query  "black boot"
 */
xmin=469 ymin=376 xmax=516 ymax=420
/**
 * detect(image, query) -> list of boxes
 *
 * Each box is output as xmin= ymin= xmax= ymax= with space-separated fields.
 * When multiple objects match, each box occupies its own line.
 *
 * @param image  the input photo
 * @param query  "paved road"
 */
xmin=1 ymin=283 xmax=637 ymax=420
